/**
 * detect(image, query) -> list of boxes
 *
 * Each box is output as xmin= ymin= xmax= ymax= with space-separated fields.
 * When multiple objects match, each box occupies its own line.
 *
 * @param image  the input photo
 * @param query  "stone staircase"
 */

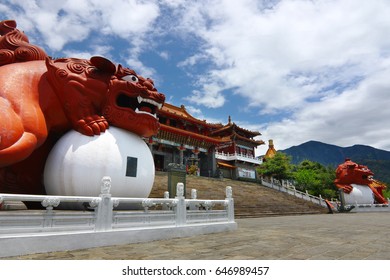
xmin=150 ymin=172 xmax=327 ymax=218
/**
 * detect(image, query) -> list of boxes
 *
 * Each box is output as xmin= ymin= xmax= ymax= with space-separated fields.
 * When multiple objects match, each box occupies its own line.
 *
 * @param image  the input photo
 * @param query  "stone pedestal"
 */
xmin=167 ymin=163 xmax=186 ymax=198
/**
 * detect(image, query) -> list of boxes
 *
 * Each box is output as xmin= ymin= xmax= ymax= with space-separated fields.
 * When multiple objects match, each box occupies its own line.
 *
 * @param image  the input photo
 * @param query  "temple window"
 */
xmin=159 ymin=117 xmax=167 ymax=124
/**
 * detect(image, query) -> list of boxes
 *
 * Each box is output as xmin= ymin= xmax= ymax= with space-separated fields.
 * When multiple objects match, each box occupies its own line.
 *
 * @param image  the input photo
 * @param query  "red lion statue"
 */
xmin=0 ymin=20 xmax=165 ymax=195
xmin=334 ymin=158 xmax=387 ymax=204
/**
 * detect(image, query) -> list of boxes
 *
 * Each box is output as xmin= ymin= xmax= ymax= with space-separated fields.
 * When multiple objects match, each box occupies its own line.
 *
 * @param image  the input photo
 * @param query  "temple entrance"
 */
xmin=154 ymin=154 xmax=164 ymax=171
xmin=217 ymin=162 xmax=236 ymax=179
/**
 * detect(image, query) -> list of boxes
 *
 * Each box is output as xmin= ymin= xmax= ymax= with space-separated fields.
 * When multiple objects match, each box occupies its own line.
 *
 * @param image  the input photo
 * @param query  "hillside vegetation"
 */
xmin=281 ymin=140 xmax=390 ymax=184
xmin=150 ymin=172 xmax=327 ymax=218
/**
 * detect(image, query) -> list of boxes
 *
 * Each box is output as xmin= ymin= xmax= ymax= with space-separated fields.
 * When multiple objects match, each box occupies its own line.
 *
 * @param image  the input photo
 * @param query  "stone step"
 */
xmin=150 ymin=173 xmax=327 ymax=218
xmin=235 ymin=211 xmax=322 ymax=219
xmin=0 ymin=201 xmax=28 ymax=210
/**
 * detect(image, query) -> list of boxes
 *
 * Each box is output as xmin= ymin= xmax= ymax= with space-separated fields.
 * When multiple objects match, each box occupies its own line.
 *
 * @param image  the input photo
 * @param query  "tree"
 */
xmin=293 ymin=160 xmax=337 ymax=198
xmin=257 ymin=152 xmax=293 ymax=183
xmin=294 ymin=168 xmax=320 ymax=192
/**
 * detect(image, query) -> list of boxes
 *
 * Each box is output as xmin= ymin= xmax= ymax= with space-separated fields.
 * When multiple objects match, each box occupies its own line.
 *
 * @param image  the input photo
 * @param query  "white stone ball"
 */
xmin=343 ymin=184 xmax=374 ymax=205
xmin=44 ymin=127 xmax=155 ymax=199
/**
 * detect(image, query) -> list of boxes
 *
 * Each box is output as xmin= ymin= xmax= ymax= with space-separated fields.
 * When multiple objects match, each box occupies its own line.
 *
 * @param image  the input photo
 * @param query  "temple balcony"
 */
xmin=215 ymin=151 xmax=262 ymax=165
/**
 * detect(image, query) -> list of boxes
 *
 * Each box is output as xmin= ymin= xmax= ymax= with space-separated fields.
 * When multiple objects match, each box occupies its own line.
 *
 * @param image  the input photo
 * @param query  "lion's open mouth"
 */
xmin=116 ymin=93 xmax=162 ymax=119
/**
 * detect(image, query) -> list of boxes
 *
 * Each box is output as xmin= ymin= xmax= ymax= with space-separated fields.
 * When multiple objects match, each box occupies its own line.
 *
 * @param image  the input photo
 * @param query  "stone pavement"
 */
xmin=4 ymin=212 xmax=390 ymax=260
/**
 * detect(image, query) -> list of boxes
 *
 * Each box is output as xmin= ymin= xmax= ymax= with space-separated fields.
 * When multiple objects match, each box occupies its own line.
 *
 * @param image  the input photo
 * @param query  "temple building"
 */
xmin=147 ymin=103 xmax=264 ymax=180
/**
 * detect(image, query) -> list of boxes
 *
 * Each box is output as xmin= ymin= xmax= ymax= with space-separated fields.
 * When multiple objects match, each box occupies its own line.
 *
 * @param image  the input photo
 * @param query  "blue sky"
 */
xmin=2 ymin=0 xmax=390 ymax=155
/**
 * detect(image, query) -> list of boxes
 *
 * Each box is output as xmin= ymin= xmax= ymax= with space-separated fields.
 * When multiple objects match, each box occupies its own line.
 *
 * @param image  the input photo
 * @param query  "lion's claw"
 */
xmin=76 ymin=115 xmax=109 ymax=136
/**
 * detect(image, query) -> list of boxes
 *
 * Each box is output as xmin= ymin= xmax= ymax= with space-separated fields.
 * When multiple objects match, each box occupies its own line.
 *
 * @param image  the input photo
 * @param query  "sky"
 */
xmin=1 ymin=0 xmax=390 ymax=156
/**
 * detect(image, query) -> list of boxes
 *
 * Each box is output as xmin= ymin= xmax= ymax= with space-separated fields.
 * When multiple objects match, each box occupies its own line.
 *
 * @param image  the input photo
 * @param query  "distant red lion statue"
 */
xmin=334 ymin=158 xmax=387 ymax=204
xmin=0 ymin=19 xmax=165 ymax=195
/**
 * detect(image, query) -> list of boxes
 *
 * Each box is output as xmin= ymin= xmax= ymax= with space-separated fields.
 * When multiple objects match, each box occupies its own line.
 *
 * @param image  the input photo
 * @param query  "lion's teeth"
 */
xmin=134 ymin=108 xmax=158 ymax=119
xmin=136 ymin=96 xmax=162 ymax=110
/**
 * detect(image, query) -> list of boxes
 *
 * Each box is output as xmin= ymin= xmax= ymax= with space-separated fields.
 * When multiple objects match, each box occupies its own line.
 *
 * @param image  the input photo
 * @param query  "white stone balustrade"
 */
xmin=215 ymin=151 xmax=262 ymax=164
xmin=261 ymin=177 xmax=328 ymax=207
xmin=0 ymin=177 xmax=235 ymax=235
xmin=261 ymin=177 xmax=390 ymax=212
xmin=0 ymin=177 xmax=237 ymax=258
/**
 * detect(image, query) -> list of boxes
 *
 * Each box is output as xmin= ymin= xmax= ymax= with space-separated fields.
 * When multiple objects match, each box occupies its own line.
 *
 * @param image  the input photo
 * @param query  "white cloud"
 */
xmin=177 ymin=53 xmax=208 ymax=67
xmin=159 ymin=0 xmax=187 ymax=9
xmin=185 ymin=105 xmax=202 ymax=116
xmin=260 ymin=62 xmax=390 ymax=153
xmin=180 ymin=0 xmax=390 ymax=111
xmin=1 ymin=0 xmax=160 ymax=50
xmin=185 ymin=105 xmax=224 ymax=124
xmin=4 ymin=0 xmax=97 ymax=50
xmin=124 ymin=56 xmax=156 ymax=79
xmin=96 ymin=0 xmax=160 ymax=38
xmin=185 ymin=88 xmax=225 ymax=108
xmin=159 ymin=51 xmax=169 ymax=60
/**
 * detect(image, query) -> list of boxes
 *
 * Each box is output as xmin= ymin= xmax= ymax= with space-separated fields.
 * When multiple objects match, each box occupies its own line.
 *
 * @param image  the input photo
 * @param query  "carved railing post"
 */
xmin=162 ymin=191 xmax=171 ymax=210
xmin=41 ymin=197 xmax=60 ymax=228
xmin=175 ymin=182 xmax=186 ymax=226
xmin=189 ymin=189 xmax=199 ymax=210
xmin=95 ymin=176 xmax=113 ymax=232
xmin=191 ymin=189 xmax=197 ymax=199
xmin=142 ymin=199 xmax=155 ymax=212
xmin=41 ymin=197 xmax=60 ymax=211
xmin=225 ymin=186 xmax=234 ymax=222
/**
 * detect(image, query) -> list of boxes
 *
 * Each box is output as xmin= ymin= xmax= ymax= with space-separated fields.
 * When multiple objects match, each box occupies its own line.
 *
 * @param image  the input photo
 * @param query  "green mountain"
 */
xmin=280 ymin=140 xmax=390 ymax=184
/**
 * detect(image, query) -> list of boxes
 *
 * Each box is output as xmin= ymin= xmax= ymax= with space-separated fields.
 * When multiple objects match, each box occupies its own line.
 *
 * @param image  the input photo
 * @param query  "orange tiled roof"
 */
xmin=158 ymin=103 xmax=222 ymax=127
xmin=157 ymin=102 xmax=264 ymax=148
xmin=211 ymin=122 xmax=261 ymax=138
xmin=158 ymin=124 xmax=231 ymax=149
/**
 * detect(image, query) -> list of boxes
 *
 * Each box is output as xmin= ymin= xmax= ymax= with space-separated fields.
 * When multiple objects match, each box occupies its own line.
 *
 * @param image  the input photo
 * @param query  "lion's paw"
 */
xmin=342 ymin=185 xmax=353 ymax=194
xmin=76 ymin=115 xmax=109 ymax=136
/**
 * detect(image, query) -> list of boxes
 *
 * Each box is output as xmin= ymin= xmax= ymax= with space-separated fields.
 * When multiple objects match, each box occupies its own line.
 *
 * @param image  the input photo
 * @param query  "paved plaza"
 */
xmin=4 ymin=212 xmax=390 ymax=260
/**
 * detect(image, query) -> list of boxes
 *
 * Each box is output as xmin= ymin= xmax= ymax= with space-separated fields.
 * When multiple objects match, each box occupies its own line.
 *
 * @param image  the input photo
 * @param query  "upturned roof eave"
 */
xmin=159 ymin=124 xmax=231 ymax=145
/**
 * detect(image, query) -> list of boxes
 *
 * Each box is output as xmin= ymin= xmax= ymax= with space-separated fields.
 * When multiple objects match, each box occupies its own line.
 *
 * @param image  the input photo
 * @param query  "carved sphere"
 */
xmin=44 ymin=127 xmax=155 ymax=201
xmin=343 ymin=184 xmax=375 ymax=205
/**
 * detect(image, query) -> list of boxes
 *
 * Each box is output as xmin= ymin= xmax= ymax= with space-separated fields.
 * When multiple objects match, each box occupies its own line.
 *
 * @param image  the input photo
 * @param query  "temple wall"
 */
xmin=233 ymin=162 xmax=258 ymax=181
